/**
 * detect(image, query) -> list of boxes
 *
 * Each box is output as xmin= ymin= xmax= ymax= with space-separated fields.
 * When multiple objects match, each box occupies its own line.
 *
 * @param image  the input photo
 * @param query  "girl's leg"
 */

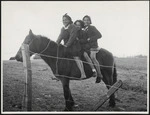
xmin=83 ymin=52 xmax=97 ymax=77
xmin=90 ymin=50 xmax=103 ymax=83
xmin=74 ymin=56 xmax=86 ymax=79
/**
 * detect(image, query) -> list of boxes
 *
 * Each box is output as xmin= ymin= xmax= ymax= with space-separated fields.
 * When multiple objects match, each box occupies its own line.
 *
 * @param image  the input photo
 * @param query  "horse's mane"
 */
xmin=37 ymin=35 xmax=55 ymax=44
xmin=36 ymin=34 xmax=64 ymax=48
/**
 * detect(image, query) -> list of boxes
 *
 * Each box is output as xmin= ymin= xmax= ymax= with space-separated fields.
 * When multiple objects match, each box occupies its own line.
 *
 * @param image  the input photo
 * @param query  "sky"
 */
xmin=1 ymin=1 xmax=149 ymax=60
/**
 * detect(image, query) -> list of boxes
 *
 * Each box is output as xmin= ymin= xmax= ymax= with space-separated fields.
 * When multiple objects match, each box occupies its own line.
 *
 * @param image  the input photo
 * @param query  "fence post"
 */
xmin=21 ymin=44 xmax=32 ymax=111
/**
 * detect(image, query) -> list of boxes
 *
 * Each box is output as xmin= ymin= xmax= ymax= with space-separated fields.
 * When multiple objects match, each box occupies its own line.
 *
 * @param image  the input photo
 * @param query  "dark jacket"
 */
xmin=56 ymin=24 xmax=81 ymax=56
xmin=56 ymin=24 xmax=80 ymax=47
xmin=84 ymin=25 xmax=102 ymax=48
xmin=78 ymin=29 xmax=91 ymax=52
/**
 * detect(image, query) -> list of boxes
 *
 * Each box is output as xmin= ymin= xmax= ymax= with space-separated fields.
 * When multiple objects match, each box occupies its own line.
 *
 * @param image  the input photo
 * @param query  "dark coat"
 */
xmin=56 ymin=24 xmax=81 ymax=57
xmin=78 ymin=29 xmax=91 ymax=53
xmin=84 ymin=25 xmax=102 ymax=48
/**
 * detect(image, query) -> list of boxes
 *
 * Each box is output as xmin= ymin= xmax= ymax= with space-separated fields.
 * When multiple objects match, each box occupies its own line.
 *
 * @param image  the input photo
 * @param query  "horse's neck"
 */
xmin=41 ymin=42 xmax=64 ymax=57
xmin=39 ymin=41 xmax=64 ymax=74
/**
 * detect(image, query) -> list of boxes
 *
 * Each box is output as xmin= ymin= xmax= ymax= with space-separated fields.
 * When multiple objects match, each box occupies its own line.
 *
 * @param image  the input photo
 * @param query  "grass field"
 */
xmin=2 ymin=57 xmax=148 ymax=112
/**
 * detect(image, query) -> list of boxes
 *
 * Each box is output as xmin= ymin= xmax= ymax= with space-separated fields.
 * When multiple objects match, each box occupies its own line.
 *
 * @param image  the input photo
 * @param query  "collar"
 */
xmin=64 ymin=24 xmax=70 ymax=30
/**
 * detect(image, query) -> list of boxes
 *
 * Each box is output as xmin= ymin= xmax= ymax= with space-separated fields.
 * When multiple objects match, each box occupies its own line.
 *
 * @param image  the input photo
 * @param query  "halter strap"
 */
xmin=39 ymin=39 xmax=51 ymax=54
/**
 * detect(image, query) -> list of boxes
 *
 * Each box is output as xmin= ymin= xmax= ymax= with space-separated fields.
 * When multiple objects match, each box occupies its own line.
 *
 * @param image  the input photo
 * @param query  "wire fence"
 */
xmin=28 ymin=50 xmax=125 ymax=91
xmin=20 ymin=45 xmax=147 ymax=111
xmin=29 ymin=50 xmax=116 ymax=68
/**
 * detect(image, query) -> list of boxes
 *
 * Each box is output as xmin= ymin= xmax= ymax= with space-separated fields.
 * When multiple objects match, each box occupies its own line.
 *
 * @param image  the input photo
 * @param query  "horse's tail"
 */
xmin=113 ymin=63 xmax=117 ymax=84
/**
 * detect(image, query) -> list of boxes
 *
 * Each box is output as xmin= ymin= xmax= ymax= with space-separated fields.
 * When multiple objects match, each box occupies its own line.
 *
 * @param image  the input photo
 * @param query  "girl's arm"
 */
xmin=66 ymin=26 xmax=79 ymax=47
xmin=89 ymin=26 xmax=102 ymax=42
xmin=56 ymin=27 xmax=64 ymax=44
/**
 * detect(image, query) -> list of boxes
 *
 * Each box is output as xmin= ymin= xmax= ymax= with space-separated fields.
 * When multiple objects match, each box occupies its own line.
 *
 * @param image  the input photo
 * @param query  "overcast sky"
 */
xmin=2 ymin=1 xmax=149 ymax=60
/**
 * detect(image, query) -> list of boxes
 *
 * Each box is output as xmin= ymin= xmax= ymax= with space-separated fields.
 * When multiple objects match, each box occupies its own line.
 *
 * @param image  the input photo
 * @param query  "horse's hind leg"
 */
xmin=60 ymin=78 xmax=74 ymax=111
xmin=102 ymin=68 xmax=116 ymax=107
xmin=107 ymin=86 xmax=116 ymax=107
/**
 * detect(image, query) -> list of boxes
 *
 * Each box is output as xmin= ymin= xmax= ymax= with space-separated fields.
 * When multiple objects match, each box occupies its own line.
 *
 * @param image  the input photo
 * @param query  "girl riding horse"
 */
xmin=82 ymin=15 xmax=103 ymax=83
xmin=56 ymin=13 xmax=86 ymax=79
xmin=74 ymin=20 xmax=101 ymax=83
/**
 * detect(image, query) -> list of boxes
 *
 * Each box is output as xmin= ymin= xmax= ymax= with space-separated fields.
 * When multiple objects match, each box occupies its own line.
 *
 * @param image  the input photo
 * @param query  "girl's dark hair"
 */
xmin=82 ymin=15 xmax=92 ymax=24
xmin=63 ymin=13 xmax=73 ymax=24
xmin=74 ymin=20 xmax=85 ymax=28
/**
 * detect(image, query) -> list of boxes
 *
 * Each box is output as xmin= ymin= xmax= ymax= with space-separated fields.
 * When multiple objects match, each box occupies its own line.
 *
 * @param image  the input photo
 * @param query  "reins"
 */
xmin=39 ymin=40 xmax=51 ymax=54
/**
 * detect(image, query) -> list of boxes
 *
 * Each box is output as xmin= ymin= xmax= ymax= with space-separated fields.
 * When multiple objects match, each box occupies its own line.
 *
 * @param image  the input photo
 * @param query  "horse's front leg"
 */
xmin=61 ymin=78 xmax=74 ymax=111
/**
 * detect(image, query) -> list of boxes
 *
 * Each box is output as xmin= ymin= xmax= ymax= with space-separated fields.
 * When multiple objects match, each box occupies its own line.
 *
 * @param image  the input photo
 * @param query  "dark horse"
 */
xmin=15 ymin=30 xmax=117 ymax=111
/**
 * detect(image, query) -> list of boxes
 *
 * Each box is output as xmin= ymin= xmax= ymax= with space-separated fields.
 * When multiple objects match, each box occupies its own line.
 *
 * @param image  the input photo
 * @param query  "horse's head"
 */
xmin=15 ymin=29 xmax=59 ymax=62
xmin=15 ymin=29 xmax=40 ymax=62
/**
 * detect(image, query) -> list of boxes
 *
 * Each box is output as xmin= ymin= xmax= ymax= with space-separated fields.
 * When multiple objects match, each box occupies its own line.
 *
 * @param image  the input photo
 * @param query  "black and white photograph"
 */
xmin=1 ymin=1 xmax=149 ymax=114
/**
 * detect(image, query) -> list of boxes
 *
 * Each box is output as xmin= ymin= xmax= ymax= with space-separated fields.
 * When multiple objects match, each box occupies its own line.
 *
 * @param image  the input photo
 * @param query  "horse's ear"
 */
xmin=29 ymin=29 xmax=33 ymax=35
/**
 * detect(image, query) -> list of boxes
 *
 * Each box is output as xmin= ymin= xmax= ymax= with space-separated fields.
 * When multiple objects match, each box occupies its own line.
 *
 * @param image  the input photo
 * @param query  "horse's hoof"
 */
xmin=95 ymin=77 xmax=101 ymax=83
xmin=64 ymin=109 xmax=69 ymax=111
xmin=64 ymin=107 xmax=72 ymax=111
xmin=108 ymin=106 xmax=125 ymax=111
xmin=71 ymin=102 xmax=75 ymax=106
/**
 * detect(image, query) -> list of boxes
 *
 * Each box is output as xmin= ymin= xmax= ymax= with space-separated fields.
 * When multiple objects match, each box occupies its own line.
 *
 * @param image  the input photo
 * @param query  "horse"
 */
xmin=15 ymin=29 xmax=117 ymax=111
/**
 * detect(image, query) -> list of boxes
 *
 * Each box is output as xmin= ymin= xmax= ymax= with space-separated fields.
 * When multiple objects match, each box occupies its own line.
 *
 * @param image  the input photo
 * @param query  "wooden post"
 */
xmin=21 ymin=44 xmax=32 ymax=111
xmin=93 ymin=80 xmax=123 ymax=111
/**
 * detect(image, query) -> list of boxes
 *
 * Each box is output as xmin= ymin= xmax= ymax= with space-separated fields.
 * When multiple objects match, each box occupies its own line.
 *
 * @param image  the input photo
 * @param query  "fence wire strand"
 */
xmin=27 ymin=49 xmax=125 ymax=91
xmin=29 ymin=50 xmax=116 ymax=68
